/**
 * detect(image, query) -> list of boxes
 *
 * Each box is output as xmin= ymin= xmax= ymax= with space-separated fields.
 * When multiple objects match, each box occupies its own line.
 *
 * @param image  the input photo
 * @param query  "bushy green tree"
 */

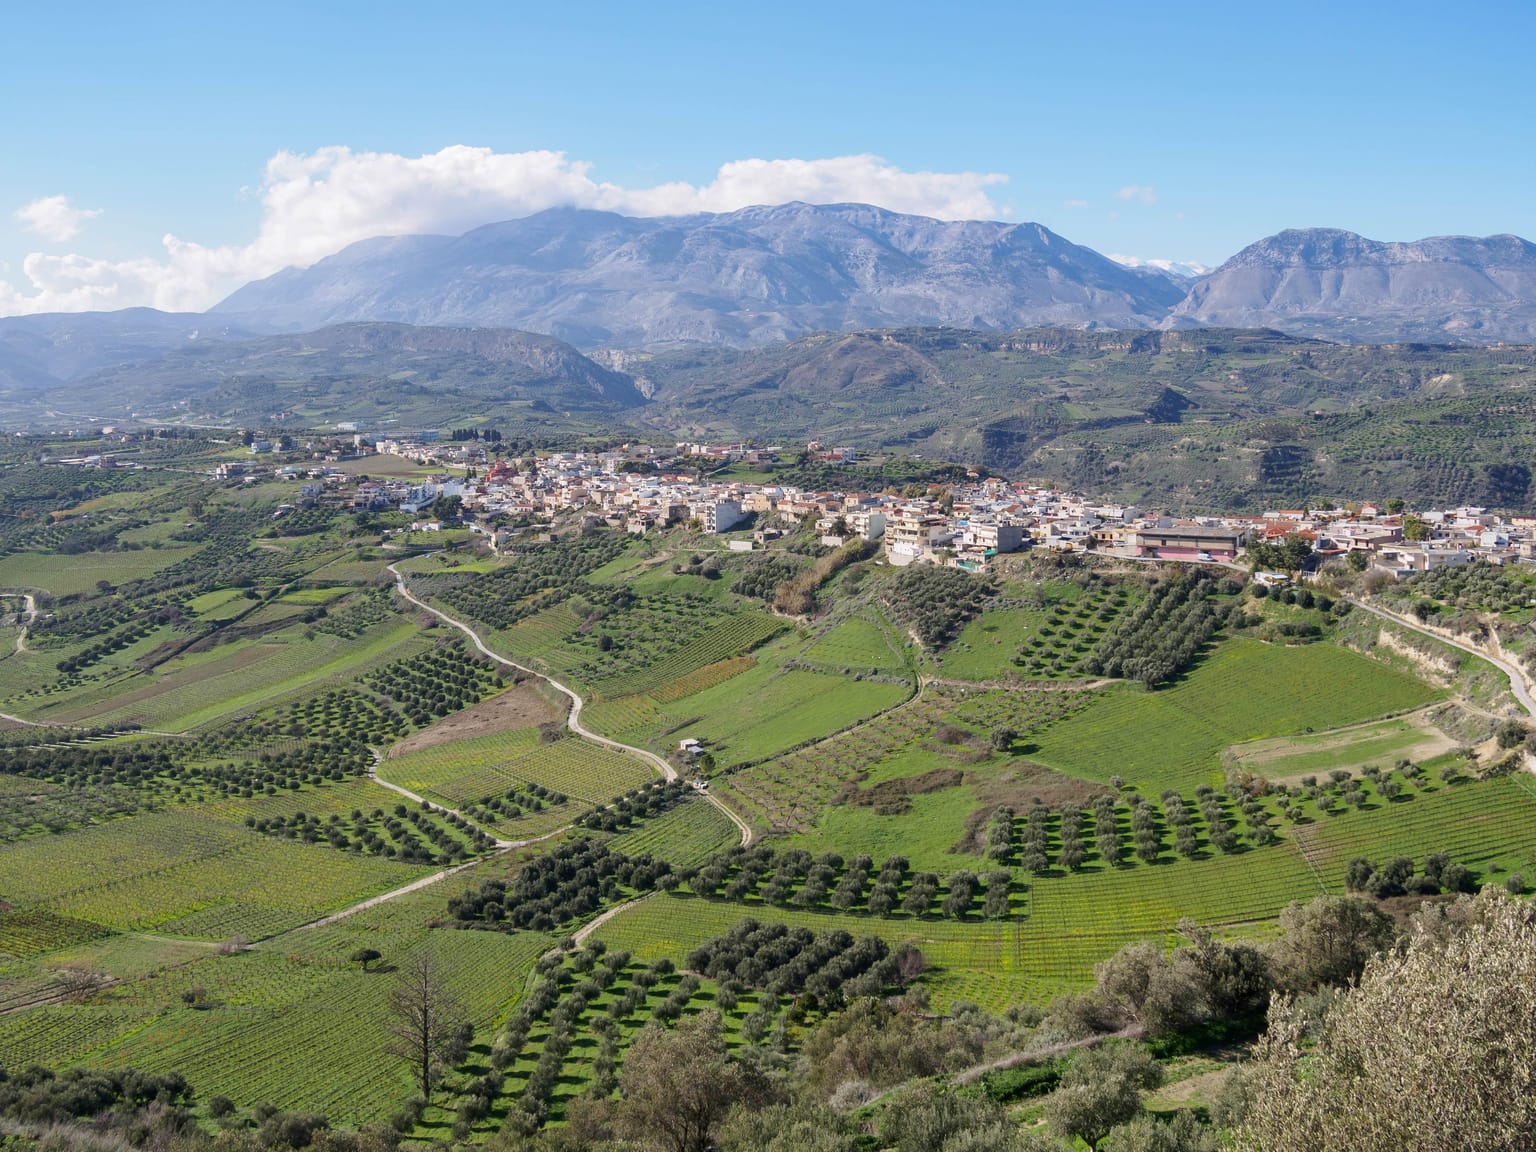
xmin=1236 ymin=890 xmax=1536 ymax=1152
xmin=1046 ymin=1044 xmax=1163 ymax=1151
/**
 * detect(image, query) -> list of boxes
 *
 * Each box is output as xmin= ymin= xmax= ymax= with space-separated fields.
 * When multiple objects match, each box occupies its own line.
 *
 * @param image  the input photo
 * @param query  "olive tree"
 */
xmin=1235 ymin=889 xmax=1536 ymax=1152
xmin=617 ymin=1010 xmax=764 ymax=1152
xmin=1046 ymin=1044 xmax=1162 ymax=1150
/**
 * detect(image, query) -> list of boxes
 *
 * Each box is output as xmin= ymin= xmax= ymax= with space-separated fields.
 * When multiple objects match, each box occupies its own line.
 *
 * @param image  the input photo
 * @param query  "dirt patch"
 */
xmin=953 ymin=762 xmax=1107 ymax=854
xmin=837 ymin=768 xmax=965 ymax=816
xmin=387 ymin=683 xmax=557 ymax=757
xmin=1232 ymin=709 xmax=1456 ymax=785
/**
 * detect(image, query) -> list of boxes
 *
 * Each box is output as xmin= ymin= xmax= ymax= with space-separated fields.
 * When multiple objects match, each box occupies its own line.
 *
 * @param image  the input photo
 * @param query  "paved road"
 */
xmin=389 ymin=562 xmax=753 ymax=847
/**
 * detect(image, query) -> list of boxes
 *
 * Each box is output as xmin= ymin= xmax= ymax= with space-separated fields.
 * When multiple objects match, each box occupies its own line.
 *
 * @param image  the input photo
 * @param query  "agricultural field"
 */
xmin=1029 ymin=638 xmax=1442 ymax=793
xmin=603 ymin=793 xmax=740 ymax=867
xmin=380 ymin=729 xmax=655 ymax=835
xmin=670 ymin=669 xmax=909 ymax=767
xmin=801 ymin=609 xmax=910 ymax=675
xmin=1 ymin=451 xmax=1530 ymax=1148
xmin=0 ymin=547 xmax=201 ymax=597
xmin=0 ymin=807 xmax=434 ymax=940
xmin=29 ymin=619 xmax=431 ymax=731
xmin=1228 ymin=711 xmax=1454 ymax=780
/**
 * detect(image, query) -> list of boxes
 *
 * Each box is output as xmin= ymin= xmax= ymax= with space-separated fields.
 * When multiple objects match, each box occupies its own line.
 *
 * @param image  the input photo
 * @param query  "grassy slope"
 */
xmin=1029 ymin=638 xmax=1442 ymax=793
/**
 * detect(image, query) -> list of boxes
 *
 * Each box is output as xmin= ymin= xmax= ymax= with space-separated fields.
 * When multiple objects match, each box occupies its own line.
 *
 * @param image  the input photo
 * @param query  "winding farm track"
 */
xmin=387 ymin=561 xmax=753 ymax=847
xmin=13 ymin=594 xmax=35 ymax=655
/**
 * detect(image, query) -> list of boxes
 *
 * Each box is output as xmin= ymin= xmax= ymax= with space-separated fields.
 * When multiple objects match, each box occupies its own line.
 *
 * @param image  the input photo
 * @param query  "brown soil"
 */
xmin=837 ymin=768 xmax=965 ymax=815
xmin=387 ymin=684 xmax=557 ymax=757
xmin=953 ymin=761 xmax=1106 ymax=853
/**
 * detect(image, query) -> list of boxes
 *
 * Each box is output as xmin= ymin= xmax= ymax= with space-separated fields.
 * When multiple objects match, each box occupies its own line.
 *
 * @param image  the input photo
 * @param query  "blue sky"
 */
xmin=4 ymin=0 xmax=1534 ymax=313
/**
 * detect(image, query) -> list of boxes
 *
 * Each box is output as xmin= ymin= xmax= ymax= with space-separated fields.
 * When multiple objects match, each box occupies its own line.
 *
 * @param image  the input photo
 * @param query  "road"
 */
xmin=1344 ymin=597 xmax=1536 ymax=720
xmin=12 ymin=594 xmax=35 ymax=654
xmin=1085 ymin=546 xmax=1536 ymax=716
xmin=365 ymin=750 xmax=517 ymax=848
xmin=388 ymin=562 xmax=753 ymax=847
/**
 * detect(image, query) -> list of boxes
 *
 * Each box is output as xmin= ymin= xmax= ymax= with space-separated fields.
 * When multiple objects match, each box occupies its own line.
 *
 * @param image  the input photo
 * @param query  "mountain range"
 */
xmin=212 ymin=203 xmax=1188 ymax=346
xmin=4 ymin=206 xmax=1536 ymax=391
xmin=5 ymin=203 xmax=1536 ymax=509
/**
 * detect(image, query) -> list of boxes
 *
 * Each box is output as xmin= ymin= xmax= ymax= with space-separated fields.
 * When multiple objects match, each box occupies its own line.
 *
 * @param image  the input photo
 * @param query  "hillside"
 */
xmin=1168 ymin=228 xmax=1536 ymax=343
xmin=44 ymin=321 xmax=644 ymax=428
xmin=13 ymin=321 xmax=1536 ymax=510
xmin=0 ymin=309 xmax=255 ymax=390
xmin=211 ymin=202 xmax=1187 ymax=345
xmin=639 ymin=326 xmax=1536 ymax=509
xmin=0 ymin=437 xmax=1526 ymax=1148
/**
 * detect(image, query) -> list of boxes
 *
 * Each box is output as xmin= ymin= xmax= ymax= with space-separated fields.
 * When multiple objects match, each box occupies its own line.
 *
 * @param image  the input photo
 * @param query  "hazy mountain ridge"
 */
xmin=1167 ymin=228 xmax=1536 ymax=342
xmin=24 ymin=322 xmax=644 ymax=427
xmin=0 ymin=309 xmax=255 ymax=388
xmin=212 ymin=202 xmax=1187 ymax=346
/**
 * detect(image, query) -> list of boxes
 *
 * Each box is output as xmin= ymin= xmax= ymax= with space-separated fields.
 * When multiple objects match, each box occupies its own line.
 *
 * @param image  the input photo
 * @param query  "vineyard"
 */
xmin=0 ymin=809 xmax=431 ymax=941
xmin=1031 ymin=637 xmax=1442 ymax=792
xmin=604 ymin=794 xmax=739 ymax=867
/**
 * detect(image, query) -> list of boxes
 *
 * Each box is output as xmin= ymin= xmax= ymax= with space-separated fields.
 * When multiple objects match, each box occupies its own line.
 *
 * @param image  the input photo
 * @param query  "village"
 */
xmin=198 ymin=433 xmax=1536 ymax=578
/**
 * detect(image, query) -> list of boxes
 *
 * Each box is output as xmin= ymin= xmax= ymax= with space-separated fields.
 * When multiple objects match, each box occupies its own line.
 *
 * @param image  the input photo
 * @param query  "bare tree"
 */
xmin=387 ymin=952 xmax=468 ymax=1105
xmin=52 ymin=965 xmax=109 ymax=1003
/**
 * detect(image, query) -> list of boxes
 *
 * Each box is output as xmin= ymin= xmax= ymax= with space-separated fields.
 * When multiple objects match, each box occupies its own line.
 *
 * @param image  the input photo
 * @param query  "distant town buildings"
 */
xmin=186 ymin=433 xmax=1536 ymax=576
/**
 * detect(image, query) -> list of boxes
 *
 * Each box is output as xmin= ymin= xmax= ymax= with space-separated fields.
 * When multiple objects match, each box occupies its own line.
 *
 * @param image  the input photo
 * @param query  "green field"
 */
xmin=672 ymin=669 xmax=909 ymax=766
xmin=0 ymin=859 xmax=556 ymax=1125
xmin=0 ymin=548 xmax=201 ymax=597
xmin=381 ymin=730 xmax=656 ymax=834
xmin=606 ymin=794 xmax=740 ymax=867
xmin=802 ymin=611 xmax=909 ymax=674
xmin=1298 ymin=775 xmax=1536 ymax=882
xmin=1229 ymin=713 xmax=1453 ymax=779
xmin=0 ymin=808 xmax=432 ymax=941
xmin=938 ymin=607 xmax=1042 ymax=680
xmin=30 ymin=619 xmax=430 ymax=731
xmin=1031 ymin=638 xmax=1442 ymax=792
xmin=594 ymin=831 xmax=1327 ymax=1010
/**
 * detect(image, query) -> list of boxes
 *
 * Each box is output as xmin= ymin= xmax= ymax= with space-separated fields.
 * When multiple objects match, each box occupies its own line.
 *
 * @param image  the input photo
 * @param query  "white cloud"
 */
xmin=0 ymin=147 xmax=1009 ymax=316
xmin=1115 ymin=184 xmax=1157 ymax=205
xmin=1063 ymin=198 xmax=1089 ymax=209
xmin=14 ymin=195 xmax=103 ymax=242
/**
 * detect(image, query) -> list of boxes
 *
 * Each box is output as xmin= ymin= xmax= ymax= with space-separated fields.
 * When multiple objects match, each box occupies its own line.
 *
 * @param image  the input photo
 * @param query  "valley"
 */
xmin=1 ymin=430 xmax=1531 ymax=1144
